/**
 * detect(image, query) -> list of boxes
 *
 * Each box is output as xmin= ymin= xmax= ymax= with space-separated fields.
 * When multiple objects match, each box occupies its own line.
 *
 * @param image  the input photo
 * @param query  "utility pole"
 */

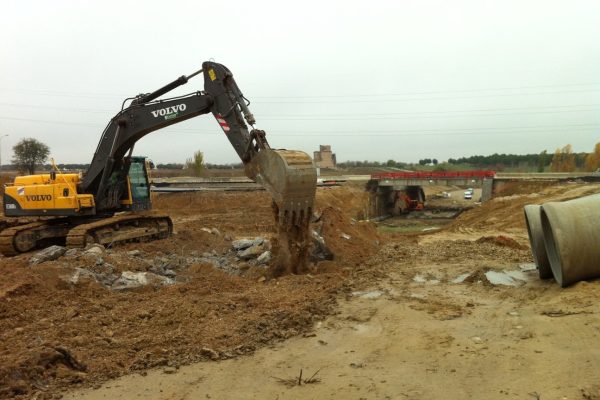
xmin=0 ymin=134 xmax=9 ymax=172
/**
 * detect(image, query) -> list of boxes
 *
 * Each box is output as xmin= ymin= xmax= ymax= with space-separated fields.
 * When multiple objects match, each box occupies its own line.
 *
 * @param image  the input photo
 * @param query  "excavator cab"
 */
xmin=119 ymin=156 xmax=152 ymax=212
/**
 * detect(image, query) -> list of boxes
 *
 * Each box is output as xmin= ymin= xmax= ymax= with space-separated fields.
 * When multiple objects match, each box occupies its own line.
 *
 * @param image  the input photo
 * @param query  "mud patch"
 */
xmin=476 ymin=235 xmax=527 ymax=250
xmin=408 ymin=296 xmax=466 ymax=320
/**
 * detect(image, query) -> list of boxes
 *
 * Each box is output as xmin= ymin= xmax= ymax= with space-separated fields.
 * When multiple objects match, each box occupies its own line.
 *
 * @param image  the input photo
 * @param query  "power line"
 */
xmin=167 ymin=122 xmax=600 ymax=134
xmin=2 ymin=80 xmax=600 ymax=100
xmin=254 ymin=82 xmax=600 ymax=99
xmin=1 ymin=115 xmax=598 ymax=132
xmin=0 ymin=102 xmax=112 ymax=114
xmin=0 ymin=89 xmax=123 ymax=99
xmin=252 ymin=89 xmax=600 ymax=104
xmin=162 ymin=128 xmax=598 ymax=137
xmin=265 ymin=103 xmax=600 ymax=117
xmin=2 ymin=115 xmax=597 ymax=137
xmin=261 ymin=108 xmax=598 ymax=121
xmin=0 ymin=116 xmax=100 ymax=126
xmin=0 ymin=101 xmax=598 ymax=120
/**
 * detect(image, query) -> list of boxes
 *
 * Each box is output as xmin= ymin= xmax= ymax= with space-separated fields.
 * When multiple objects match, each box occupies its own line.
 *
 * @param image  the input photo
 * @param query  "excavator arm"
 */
xmin=81 ymin=61 xmax=316 ymax=225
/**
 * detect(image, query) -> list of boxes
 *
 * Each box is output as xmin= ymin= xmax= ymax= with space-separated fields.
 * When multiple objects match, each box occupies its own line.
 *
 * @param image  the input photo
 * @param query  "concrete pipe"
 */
xmin=523 ymin=205 xmax=553 ymax=280
xmin=540 ymin=193 xmax=600 ymax=287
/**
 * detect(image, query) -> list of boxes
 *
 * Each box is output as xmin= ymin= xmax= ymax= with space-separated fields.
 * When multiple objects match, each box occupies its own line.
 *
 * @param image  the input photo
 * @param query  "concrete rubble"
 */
xmin=29 ymin=245 xmax=67 ymax=265
xmin=50 ymin=232 xmax=281 ymax=291
xmin=37 ymin=226 xmax=334 ymax=292
xmin=111 ymin=271 xmax=174 ymax=291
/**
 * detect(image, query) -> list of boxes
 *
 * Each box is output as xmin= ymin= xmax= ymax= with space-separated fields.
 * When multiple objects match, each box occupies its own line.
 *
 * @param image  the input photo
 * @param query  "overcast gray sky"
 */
xmin=1 ymin=0 xmax=599 ymax=165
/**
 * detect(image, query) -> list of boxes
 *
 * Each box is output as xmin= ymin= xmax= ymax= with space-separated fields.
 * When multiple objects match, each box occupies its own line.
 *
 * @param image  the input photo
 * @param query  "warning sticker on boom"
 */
xmin=216 ymin=114 xmax=230 ymax=133
xmin=208 ymin=69 xmax=217 ymax=81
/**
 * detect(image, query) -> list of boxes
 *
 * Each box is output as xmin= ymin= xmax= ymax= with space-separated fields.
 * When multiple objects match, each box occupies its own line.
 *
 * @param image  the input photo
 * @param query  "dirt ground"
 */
xmin=2 ymin=181 xmax=600 ymax=399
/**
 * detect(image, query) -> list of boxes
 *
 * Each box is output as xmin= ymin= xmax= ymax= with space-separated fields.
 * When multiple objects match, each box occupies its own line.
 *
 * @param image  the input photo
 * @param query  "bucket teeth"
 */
xmin=278 ymin=205 xmax=312 ymax=227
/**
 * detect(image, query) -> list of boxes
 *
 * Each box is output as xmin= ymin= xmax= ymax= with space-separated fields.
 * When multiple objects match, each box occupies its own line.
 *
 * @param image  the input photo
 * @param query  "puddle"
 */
xmin=452 ymin=267 xmax=533 ymax=286
xmin=504 ymin=270 xmax=529 ymax=281
xmin=519 ymin=263 xmax=537 ymax=272
xmin=485 ymin=270 xmax=530 ymax=286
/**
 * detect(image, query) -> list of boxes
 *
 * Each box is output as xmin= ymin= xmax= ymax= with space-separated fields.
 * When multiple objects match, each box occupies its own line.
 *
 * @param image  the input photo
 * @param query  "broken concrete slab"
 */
xmin=111 ymin=271 xmax=173 ymax=291
xmin=232 ymin=237 xmax=264 ymax=251
xmin=256 ymin=251 xmax=271 ymax=265
xmin=66 ymin=268 xmax=98 ymax=285
xmin=30 ymin=246 xmax=67 ymax=265
xmin=64 ymin=248 xmax=80 ymax=258
xmin=352 ymin=290 xmax=384 ymax=299
xmin=84 ymin=245 xmax=104 ymax=256
xmin=238 ymin=243 xmax=266 ymax=260
xmin=127 ymin=250 xmax=142 ymax=257
xmin=311 ymin=230 xmax=334 ymax=261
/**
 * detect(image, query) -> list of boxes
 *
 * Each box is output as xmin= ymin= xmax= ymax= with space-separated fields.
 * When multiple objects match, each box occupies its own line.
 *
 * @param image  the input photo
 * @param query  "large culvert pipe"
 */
xmin=540 ymin=193 xmax=600 ymax=287
xmin=523 ymin=205 xmax=553 ymax=280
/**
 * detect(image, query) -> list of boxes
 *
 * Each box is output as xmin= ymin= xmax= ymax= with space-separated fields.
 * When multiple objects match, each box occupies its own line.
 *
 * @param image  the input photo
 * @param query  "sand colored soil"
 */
xmin=3 ymin=181 xmax=600 ymax=399
xmin=451 ymin=181 xmax=600 ymax=232
xmin=65 ymin=182 xmax=600 ymax=399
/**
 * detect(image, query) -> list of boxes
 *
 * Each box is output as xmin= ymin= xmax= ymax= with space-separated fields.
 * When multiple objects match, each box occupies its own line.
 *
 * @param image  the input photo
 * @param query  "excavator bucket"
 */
xmin=246 ymin=149 xmax=317 ymax=226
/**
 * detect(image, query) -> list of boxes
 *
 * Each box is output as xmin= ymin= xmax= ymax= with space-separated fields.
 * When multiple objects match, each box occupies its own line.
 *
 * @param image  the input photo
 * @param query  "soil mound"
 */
xmin=475 ymin=235 xmax=528 ymax=250
xmin=451 ymin=182 xmax=600 ymax=232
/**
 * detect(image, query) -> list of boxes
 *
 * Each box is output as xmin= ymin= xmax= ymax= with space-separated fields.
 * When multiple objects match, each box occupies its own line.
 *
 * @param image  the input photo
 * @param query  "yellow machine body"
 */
xmin=3 ymin=173 xmax=96 ymax=216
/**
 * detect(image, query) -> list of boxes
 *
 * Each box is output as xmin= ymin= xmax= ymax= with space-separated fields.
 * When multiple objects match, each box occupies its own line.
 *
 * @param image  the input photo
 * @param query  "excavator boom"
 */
xmin=80 ymin=61 xmax=316 ymax=225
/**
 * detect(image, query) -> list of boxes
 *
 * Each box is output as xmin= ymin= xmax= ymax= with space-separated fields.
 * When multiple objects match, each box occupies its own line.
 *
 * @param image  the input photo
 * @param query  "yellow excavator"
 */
xmin=1 ymin=61 xmax=316 ymax=256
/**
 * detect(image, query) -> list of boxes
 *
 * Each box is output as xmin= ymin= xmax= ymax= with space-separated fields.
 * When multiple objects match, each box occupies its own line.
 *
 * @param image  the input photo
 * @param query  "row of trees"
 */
xmin=8 ymin=137 xmax=600 ymax=175
xmin=444 ymin=142 xmax=600 ymax=172
xmin=155 ymin=162 xmax=244 ymax=170
xmin=549 ymin=143 xmax=600 ymax=172
xmin=5 ymin=138 xmax=211 ymax=176
xmin=448 ymin=153 xmax=551 ymax=169
xmin=337 ymin=160 xmax=408 ymax=169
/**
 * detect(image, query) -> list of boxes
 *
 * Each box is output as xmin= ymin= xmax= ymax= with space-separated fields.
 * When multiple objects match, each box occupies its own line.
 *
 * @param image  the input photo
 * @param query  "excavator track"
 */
xmin=66 ymin=213 xmax=173 ymax=249
xmin=0 ymin=214 xmax=172 ymax=256
xmin=0 ymin=220 xmax=71 ymax=256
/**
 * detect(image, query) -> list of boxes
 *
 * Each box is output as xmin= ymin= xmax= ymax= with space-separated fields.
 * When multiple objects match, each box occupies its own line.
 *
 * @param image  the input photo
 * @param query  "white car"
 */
xmin=464 ymin=190 xmax=473 ymax=200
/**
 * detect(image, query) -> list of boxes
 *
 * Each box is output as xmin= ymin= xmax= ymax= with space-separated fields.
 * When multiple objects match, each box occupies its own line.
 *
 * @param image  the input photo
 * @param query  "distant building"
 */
xmin=313 ymin=145 xmax=337 ymax=169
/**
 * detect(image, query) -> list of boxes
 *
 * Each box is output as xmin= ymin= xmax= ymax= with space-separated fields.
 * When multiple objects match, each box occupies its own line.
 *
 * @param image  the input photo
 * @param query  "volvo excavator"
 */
xmin=1 ymin=61 xmax=317 ymax=256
